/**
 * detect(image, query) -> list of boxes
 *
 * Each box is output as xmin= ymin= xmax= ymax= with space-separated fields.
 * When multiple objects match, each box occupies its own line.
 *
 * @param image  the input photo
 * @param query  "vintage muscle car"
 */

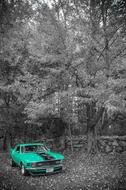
xmin=10 ymin=143 xmax=64 ymax=176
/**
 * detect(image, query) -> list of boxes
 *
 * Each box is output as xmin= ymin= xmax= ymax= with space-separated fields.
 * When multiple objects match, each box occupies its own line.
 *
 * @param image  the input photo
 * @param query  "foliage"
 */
xmin=0 ymin=0 xmax=34 ymax=147
xmin=0 ymin=0 xmax=126 ymax=151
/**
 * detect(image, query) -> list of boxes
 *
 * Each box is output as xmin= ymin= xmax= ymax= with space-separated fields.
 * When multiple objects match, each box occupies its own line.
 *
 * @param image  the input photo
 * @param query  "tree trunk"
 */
xmin=3 ymin=131 xmax=11 ymax=151
xmin=3 ymin=133 xmax=7 ymax=151
xmin=86 ymin=103 xmax=104 ymax=154
xmin=87 ymin=124 xmax=98 ymax=154
xmin=101 ymin=0 xmax=110 ymax=78
xmin=69 ymin=121 xmax=73 ymax=154
xmin=59 ymin=135 xmax=65 ymax=151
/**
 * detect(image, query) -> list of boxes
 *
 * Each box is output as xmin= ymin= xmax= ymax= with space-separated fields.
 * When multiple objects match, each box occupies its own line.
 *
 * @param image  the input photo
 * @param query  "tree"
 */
xmin=1 ymin=0 xmax=126 ymax=153
xmin=72 ymin=0 xmax=126 ymax=154
xmin=0 ymin=0 xmax=34 ymax=149
xmin=22 ymin=0 xmax=126 ymax=154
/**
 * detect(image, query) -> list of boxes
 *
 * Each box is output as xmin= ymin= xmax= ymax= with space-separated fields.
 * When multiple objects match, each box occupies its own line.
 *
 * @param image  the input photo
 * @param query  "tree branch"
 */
xmin=97 ymin=24 xmax=125 ymax=61
xmin=112 ymin=47 xmax=126 ymax=62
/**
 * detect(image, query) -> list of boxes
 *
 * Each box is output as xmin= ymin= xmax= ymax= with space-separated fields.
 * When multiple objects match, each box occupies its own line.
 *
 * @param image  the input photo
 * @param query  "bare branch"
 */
xmin=112 ymin=47 xmax=126 ymax=62
xmin=97 ymin=24 xmax=125 ymax=61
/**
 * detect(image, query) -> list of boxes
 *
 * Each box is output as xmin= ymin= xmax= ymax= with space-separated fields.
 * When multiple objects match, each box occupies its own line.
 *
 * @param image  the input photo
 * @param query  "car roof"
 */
xmin=16 ymin=143 xmax=45 ymax=147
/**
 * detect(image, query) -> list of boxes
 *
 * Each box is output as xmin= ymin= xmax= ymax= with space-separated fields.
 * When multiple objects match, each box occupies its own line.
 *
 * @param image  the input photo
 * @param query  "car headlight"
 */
xmin=31 ymin=162 xmax=37 ymax=167
xmin=56 ymin=160 xmax=63 ymax=164
xmin=56 ymin=160 xmax=60 ymax=164
xmin=60 ymin=160 xmax=63 ymax=164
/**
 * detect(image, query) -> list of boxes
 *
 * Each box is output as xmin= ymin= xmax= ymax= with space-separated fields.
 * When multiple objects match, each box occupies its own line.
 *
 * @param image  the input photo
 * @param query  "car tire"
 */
xmin=11 ymin=159 xmax=16 ymax=167
xmin=21 ymin=163 xmax=28 ymax=176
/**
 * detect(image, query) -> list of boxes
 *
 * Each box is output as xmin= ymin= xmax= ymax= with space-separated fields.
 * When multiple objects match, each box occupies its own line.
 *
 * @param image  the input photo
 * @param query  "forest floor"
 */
xmin=0 ymin=149 xmax=126 ymax=190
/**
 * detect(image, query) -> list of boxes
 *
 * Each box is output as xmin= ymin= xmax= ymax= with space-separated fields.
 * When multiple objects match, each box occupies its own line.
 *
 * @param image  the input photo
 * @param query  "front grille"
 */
xmin=30 ymin=166 xmax=62 ymax=175
xmin=36 ymin=160 xmax=60 ymax=167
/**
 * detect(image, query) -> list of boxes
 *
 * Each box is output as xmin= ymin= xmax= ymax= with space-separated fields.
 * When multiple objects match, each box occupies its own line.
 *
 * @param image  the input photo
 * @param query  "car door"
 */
xmin=13 ymin=146 xmax=21 ymax=165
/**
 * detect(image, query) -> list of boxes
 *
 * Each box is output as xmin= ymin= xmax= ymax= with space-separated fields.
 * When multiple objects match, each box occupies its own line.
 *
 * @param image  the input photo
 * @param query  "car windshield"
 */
xmin=22 ymin=145 xmax=48 ymax=153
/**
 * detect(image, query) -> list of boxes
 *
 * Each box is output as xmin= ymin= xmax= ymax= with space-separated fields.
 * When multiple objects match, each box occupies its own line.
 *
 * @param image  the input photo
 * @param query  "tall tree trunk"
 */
xmin=85 ymin=1 xmax=104 ymax=155
xmin=69 ymin=120 xmax=73 ymax=154
xmin=3 ymin=132 xmax=7 ymax=151
xmin=101 ymin=0 xmax=110 ymax=78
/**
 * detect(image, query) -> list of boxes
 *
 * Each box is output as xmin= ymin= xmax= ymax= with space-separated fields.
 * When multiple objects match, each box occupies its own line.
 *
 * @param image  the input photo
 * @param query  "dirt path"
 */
xmin=0 ymin=151 xmax=126 ymax=190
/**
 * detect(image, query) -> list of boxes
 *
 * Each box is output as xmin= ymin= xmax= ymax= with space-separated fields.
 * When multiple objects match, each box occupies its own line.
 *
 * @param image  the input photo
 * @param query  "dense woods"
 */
xmin=0 ymin=0 xmax=126 ymax=153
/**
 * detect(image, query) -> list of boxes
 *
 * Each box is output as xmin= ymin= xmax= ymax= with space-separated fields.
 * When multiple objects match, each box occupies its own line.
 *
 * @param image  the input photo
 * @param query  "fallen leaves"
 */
xmin=0 ymin=150 xmax=126 ymax=190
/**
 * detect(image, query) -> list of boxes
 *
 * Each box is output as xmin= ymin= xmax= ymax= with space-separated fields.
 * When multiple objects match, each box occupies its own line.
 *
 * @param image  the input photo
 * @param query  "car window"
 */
xmin=36 ymin=145 xmax=48 ymax=152
xmin=15 ymin=146 xmax=20 ymax=152
xmin=22 ymin=145 xmax=48 ymax=153
xmin=24 ymin=146 xmax=35 ymax=152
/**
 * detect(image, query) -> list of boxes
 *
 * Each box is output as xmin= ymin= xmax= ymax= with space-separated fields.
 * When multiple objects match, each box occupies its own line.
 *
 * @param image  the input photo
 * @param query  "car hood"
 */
xmin=22 ymin=151 xmax=64 ymax=163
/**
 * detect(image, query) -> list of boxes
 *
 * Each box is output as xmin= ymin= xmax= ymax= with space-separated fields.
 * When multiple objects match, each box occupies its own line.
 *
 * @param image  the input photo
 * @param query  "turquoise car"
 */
xmin=10 ymin=143 xmax=64 ymax=176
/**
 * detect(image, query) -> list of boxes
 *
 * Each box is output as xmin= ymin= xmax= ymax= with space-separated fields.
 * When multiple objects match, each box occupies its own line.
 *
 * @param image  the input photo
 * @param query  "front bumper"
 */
xmin=25 ymin=165 xmax=63 ymax=175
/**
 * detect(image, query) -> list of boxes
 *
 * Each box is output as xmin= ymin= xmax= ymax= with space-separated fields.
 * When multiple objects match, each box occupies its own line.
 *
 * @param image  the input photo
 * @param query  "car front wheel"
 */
xmin=21 ymin=163 xmax=28 ymax=176
xmin=11 ymin=159 xmax=16 ymax=167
